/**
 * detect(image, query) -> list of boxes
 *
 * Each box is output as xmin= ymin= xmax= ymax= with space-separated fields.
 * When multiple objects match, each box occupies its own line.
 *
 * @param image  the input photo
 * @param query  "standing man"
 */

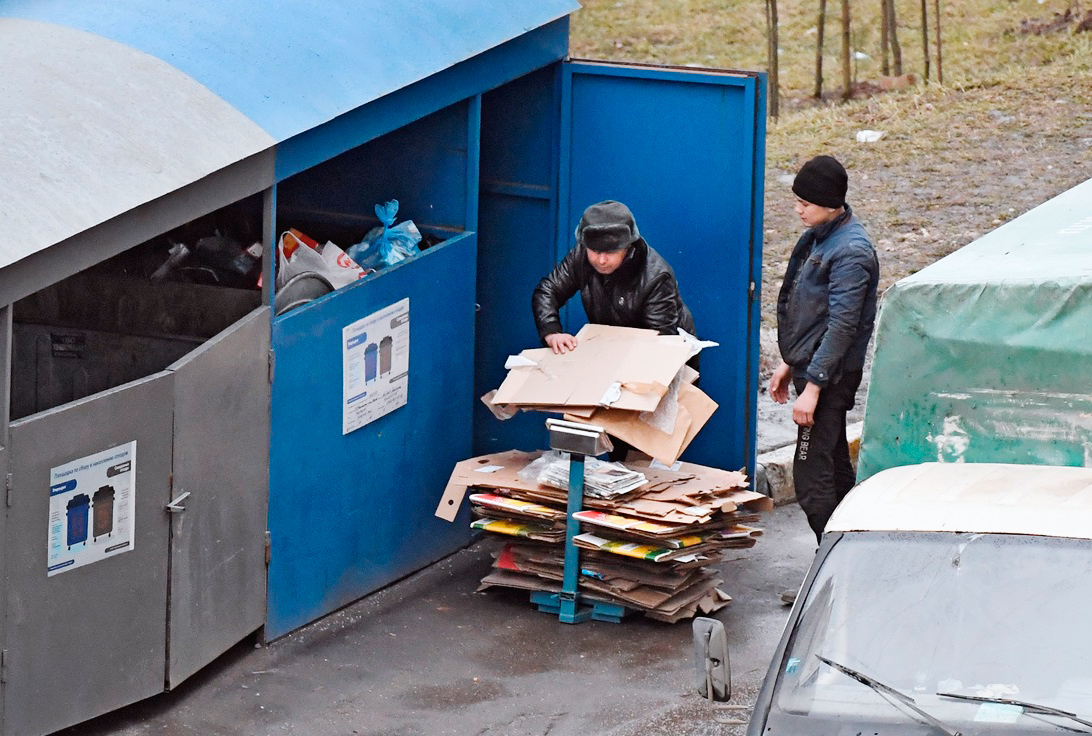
xmin=532 ymin=200 xmax=695 ymax=352
xmin=770 ymin=155 xmax=879 ymax=545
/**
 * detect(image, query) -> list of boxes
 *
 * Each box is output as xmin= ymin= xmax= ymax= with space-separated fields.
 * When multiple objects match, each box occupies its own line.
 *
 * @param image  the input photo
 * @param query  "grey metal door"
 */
xmin=5 ymin=373 xmax=174 ymax=736
xmin=165 ymin=307 xmax=270 ymax=687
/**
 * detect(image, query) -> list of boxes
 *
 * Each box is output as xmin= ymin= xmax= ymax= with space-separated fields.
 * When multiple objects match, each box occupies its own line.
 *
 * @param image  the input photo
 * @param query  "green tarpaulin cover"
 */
xmin=858 ymin=177 xmax=1092 ymax=481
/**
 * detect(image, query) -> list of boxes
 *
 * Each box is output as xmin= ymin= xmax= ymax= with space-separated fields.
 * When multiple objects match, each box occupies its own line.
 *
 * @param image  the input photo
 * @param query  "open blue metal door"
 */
xmin=559 ymin=60 xmax=765 ymax=478
xmin=267 ymin=235 xmax=476 ymax=638
xmin=476 ymin=60 xmax=764 ymax=478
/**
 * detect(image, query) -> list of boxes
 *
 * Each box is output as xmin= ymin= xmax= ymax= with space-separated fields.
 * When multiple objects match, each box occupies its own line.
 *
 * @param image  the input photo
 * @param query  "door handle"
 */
xmin=166 ymin=491 xmax=191 ymax=514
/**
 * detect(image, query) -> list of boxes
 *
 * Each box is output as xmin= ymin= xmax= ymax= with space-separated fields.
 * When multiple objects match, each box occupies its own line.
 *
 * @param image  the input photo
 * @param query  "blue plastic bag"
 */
xmin=346 ymin=200 xmax=422 ymax=270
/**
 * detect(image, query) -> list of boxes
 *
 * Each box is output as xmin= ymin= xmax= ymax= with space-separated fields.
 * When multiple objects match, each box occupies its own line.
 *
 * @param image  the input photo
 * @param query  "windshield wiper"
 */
xmin=938 ymin=692 xmax=1092 ymax=733
xmin=817 ymin=655 xmax=963 ymax=736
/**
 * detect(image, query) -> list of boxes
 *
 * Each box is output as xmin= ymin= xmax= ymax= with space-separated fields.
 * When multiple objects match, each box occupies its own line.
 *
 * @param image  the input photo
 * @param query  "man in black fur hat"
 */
xmin=532 ymin=200 xmax=694 ymax=355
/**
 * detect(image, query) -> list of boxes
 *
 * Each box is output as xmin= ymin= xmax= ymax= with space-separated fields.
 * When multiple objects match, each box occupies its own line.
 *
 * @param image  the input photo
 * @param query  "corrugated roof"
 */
xmin=828 ymin=462 xmax=1092 ymax=539
xmin=0 ymin=0 xmax=577 ymax=275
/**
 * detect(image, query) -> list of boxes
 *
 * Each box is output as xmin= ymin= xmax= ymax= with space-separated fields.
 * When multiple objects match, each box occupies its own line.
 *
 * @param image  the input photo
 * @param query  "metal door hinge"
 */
xmin=264 ymin=531 xmax=272 ymax=566
xmin=267 ymin=349 xmax=275 ymax=384
xmin=5 ymin=473 xmax=11 ymax=508
xmin=2 ymin=649 xmax=8 ymax=683
xmin=748 ymin=281 xmax=757 ymax=303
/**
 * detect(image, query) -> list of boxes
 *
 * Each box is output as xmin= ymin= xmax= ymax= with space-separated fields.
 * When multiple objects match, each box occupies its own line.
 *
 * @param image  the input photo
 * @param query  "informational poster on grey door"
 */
xmin=47 ymin=441 xmax=136 ymax=576
xmin=342 ymin=298 xmax=410 ymax=434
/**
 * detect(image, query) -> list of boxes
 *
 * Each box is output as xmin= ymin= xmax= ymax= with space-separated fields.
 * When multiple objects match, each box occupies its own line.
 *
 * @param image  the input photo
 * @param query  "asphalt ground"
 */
xmin=57 ymin=505 xmax=815 ymax=736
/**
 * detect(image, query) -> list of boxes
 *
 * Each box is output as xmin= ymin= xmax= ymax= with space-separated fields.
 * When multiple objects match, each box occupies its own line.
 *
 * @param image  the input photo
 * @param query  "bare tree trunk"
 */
xmin=886 ymin=0 xmax=903 ymax=75
xmin=814 ymin=0 xmax=827 ymax=98
xmin=934 ymin=0 xmax=944 ymax=83
xmin=881 ymin=0 xmax=890 ymax=74
xmin=767 ymin=0 xmax=780 ymax=118
xmin=841 ymin=0 xmax=852 ymax=101
xmin=921 ymin=0 xmax=930 ymax=80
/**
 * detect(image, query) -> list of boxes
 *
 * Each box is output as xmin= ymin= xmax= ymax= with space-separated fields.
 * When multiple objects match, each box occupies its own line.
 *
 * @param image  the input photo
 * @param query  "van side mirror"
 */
xmin=693 ymin=617 xmax=749 ymax=725
xmin=693 ymin=616 xmax=731 ymax=701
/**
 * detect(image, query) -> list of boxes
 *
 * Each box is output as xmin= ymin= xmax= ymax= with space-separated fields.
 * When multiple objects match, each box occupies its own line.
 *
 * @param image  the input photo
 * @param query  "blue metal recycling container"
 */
xmin=264 ymin=50 xmax=767 ymax=637
xmin=0 ymin=0 xmax=767 ymax=679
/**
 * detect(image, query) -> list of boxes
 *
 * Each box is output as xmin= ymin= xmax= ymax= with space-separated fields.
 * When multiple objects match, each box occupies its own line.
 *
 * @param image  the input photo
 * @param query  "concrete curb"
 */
xmin=757 ymin=421 xmax=864 ymax=506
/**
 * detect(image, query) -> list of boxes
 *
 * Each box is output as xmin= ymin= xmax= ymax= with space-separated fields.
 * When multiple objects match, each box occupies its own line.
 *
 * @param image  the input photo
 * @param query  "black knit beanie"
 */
xmin=576 ymin=200 xmax=641 ymax=252
xmin=792 ymin=155 xmax=848 ymax=209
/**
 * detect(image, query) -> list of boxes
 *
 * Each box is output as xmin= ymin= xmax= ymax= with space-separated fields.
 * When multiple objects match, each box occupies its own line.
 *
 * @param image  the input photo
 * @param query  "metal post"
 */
xmin=528 ymin=419 xmax=629 ymax=624
xmin=558 ymin=451 xmax=585 ymax=623
xmin=261 ymin=186 xmax=276 ymax=310
xmin=0 ymin=304 xmax=10 ymax=449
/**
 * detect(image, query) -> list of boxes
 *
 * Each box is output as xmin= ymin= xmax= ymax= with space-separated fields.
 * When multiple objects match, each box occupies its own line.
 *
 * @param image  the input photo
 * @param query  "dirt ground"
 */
xmin=572 ymin=2 xmax=1092 ymax=451
xmin=761 ymin=76 xmax=1092 ymax=372
xmin=755 ymin=75 xmax=1092 ymax=449
xmin=758 ymin=101 xmax=1092 ymax=447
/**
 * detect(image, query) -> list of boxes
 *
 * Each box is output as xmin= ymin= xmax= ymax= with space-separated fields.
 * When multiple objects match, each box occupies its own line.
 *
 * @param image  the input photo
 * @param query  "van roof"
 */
xmin=826 ymin=462 xmax=1092 ymax=539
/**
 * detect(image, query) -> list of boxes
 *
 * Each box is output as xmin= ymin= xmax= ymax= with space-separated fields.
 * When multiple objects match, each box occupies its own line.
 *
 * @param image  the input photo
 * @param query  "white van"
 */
xmin=748 ymin=462 xmax=1092 ymax=736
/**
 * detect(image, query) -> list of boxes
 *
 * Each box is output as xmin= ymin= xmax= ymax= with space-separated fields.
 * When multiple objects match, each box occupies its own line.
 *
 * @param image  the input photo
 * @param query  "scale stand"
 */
xmin=529 ymin=419 xmax=630 ymax=624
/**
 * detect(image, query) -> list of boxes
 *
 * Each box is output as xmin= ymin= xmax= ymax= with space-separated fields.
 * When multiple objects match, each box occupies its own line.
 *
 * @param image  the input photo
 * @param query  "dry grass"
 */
xmin=572 ymin=1 xmax=1092 ymax=364
xmin=571 ymin=0 xmax=1084 ymax=98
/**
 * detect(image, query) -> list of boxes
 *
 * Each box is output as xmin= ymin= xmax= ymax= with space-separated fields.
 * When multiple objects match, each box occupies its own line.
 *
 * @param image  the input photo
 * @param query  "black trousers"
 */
xmin=792 ymin=370 xmax=862 ymax=544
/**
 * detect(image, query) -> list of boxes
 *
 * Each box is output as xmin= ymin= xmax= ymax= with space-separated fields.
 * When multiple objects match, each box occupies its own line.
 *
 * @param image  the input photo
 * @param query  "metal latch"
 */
xmin=166 ymin=491 xmax=191 ymax=514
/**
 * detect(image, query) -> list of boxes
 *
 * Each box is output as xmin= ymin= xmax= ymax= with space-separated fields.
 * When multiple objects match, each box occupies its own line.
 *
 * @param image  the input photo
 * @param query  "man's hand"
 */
xmin=769 ymin=361 xmax=792 ymax=404
xmin=545 ymin=333 xmax=578 ymax=354
xmin=793 ymin=382 xmax=821 ymax=427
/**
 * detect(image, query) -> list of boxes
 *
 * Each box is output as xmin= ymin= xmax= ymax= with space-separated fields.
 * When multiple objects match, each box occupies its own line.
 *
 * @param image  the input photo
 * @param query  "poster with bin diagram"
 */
xmin=47 ymin=442 xmax=136 ymax=576
xmin=343 ymin=298 xmax=410 ymax=434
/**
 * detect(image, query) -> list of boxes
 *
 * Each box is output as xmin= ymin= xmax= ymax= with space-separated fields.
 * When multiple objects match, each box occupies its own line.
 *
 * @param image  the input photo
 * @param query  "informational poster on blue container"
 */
xmin=342 ymin=297 xmax=410 ymax=434
xmin=47 ymin=441 xmax=136 ymax=577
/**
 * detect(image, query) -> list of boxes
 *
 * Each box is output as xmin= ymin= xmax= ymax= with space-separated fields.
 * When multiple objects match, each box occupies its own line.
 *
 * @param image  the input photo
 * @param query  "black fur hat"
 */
xmin=576 ymin=200 xmax=641 ymax=252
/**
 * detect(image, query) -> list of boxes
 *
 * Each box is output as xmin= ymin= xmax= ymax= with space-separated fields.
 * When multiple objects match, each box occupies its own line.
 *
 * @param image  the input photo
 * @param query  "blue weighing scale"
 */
xmin=528 ymin=418 xmax=631 ymax=624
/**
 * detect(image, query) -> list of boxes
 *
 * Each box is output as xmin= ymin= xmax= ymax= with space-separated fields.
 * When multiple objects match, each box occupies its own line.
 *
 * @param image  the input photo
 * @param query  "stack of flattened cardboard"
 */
xmin=436 ymin=450 xmax=770 ymax=622
xmin=483 ymin=324 xmax=717 ymax=465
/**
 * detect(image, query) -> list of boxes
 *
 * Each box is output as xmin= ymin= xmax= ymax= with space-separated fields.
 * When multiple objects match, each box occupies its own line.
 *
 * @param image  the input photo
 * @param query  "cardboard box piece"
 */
xmin=491 ymin=324 xmax=693 ymax=413
xmin=440 ymin=448 xmax=765 ymax=622
xmin=563 ymin=381 xmax=717 ymax=465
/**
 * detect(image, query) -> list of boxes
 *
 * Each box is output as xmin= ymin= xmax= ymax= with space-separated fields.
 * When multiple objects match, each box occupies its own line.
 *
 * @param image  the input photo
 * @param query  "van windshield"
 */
xmin=774 ymin=531 xmax=1092 ymax=734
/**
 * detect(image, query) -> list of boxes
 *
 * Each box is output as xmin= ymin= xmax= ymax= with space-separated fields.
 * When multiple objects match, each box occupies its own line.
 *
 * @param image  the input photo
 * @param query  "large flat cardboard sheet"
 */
xmin=492 ymin=324 xmax=692 ymax=412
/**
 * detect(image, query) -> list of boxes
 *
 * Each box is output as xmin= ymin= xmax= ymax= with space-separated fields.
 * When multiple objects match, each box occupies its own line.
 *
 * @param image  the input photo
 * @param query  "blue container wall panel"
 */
xmin=475 ymin=65 xmax=561 ymax=453
xmin=560 ymin=62 xmax=763 ymax=475
xmin=278 ymin=102 xmax=472 ymax=237
xmin=275 ymin=18 xmax=571 ymax=182
xmin=267 ymin=234 xmax=476 ymax=638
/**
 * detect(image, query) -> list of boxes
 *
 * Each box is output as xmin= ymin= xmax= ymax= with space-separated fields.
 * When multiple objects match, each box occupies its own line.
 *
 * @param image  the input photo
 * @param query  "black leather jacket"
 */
xmin=532 ymin=238 xmax=695 ymax=342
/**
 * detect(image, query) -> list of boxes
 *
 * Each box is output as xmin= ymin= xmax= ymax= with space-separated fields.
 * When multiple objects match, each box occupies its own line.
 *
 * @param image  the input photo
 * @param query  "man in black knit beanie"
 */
xmin=771 ymin=156 xmax=879 ymax=600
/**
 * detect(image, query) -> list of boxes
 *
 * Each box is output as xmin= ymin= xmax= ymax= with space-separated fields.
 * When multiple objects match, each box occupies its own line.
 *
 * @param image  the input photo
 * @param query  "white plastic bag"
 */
xmin=275 ymin=229 xmax=367 ymax=291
